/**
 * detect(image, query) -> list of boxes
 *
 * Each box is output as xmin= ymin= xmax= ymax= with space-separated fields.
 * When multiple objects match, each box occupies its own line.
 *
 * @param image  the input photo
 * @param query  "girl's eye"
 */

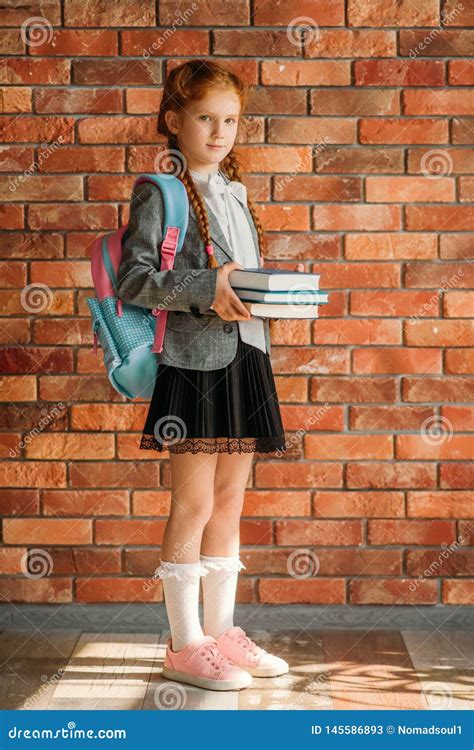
xmin=199 ymin=115 xmax=236 ymax=123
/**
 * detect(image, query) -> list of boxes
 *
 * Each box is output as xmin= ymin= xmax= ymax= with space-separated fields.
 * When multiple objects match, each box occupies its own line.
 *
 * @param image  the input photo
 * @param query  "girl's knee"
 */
xmin=210 ymin=489 xmax=244 ymax=520
xmin=170 ymin=496 xmax=214 ymax=527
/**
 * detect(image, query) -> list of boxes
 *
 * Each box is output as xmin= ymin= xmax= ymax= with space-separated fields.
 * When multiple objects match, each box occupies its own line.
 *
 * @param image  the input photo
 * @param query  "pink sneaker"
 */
xmin=162 ymin=635 xmax=252 ymax=691
xmin=216 ymin=626 xmax=289 ymax=677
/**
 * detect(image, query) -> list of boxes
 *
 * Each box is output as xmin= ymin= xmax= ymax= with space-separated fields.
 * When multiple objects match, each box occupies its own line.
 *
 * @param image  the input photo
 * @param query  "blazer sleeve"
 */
xmin=115 ymin=181 xmax=218 ymax=314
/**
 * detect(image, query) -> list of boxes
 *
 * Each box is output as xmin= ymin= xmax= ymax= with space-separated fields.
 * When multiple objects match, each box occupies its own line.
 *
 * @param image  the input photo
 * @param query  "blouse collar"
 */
xmin=189 ymin=168 xmax=247 ymax=205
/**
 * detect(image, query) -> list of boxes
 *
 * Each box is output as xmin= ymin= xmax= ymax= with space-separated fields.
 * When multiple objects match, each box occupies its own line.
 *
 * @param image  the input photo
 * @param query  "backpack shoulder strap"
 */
xmin=133 ymin=173 xmax=189 ymax=254
xmin=132 ymin=174 xmax=190 ymax=354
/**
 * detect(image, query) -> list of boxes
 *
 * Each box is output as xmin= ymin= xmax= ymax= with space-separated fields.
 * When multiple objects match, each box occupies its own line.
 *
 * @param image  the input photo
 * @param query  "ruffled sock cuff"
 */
xmin=155 ymin=559 xmax=209 ymax=583
xmin=199 ymin=554 xmax=247 ymax=574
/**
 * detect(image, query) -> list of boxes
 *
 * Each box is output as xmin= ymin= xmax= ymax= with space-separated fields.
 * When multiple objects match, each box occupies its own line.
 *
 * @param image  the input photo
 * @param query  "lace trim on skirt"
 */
xmin=140 ymin=434 xmax=286 ymax=454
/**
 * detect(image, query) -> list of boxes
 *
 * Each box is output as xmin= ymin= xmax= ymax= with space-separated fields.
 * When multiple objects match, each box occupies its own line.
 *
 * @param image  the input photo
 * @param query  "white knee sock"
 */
xmin=200 ymin=554 xmax=246 ymax=639
xmin=155 ymin=560 xmax=209 ymax=651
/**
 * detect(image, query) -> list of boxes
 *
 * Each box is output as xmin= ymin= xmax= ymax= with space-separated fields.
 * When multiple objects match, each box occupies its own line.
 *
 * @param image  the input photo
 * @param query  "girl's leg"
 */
xmin=161 ymin=447 xmax=217 ymax=562
xmin=198 ymin=450 xmax=289 ymax=678
xmin=200 ymin=449 xmax=254 ymax=638
xmin=157 ymin=447 xmax=218 ymax=651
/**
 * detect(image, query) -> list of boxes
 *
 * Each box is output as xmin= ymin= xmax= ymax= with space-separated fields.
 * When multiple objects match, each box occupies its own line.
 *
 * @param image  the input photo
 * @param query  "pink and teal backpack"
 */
xmin=86 ymin=174 xmax=189 ymax=400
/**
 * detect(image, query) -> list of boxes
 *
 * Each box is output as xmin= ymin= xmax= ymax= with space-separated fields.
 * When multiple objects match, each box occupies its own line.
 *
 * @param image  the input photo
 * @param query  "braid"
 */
xmin=157 ymin=56 xmax=276 ymax=334
xmin=166 ymin=136 xmax=267 ymax=276
xmin=221 ymin=151 xmax=266 ymax=262
xmin=221 ymin=150 xmax=276 ymax=334
xmin=168 ymin=132 xmax=220 ymax=269
xmin=165 ymin=135 xmax=276 ymax=332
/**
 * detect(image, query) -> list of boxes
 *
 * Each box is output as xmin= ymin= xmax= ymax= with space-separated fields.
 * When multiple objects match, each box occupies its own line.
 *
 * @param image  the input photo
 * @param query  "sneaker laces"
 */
xmin=197 ymin=641 xmax=230 ymax=670
xmin=234 ymin=629 xmax=263 ymax=658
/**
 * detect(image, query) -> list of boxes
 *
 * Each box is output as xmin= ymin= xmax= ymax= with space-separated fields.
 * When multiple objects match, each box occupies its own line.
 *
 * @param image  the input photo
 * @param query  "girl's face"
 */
xmin=166 ymin=88 xmax=241 ymax=175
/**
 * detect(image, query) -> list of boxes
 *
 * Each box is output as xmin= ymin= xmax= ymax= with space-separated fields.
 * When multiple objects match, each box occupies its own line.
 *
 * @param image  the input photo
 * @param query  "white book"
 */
xmin=229 ymin=267 xmax=320 ymax=292
xmin=234 ymin=288 xmax=328 ymax=304
xmin=242 ymin=302 xmax=320 ymax=319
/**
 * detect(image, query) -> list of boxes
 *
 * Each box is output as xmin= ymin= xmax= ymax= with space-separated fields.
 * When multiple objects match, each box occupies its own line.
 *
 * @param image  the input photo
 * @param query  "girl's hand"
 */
xmin=210 ymin=261 xmax=252 ymax=321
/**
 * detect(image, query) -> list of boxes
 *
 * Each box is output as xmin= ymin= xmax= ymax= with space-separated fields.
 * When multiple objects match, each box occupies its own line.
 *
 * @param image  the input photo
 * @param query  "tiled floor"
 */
xmin=1 ymin=629 xmax=472 ymax=710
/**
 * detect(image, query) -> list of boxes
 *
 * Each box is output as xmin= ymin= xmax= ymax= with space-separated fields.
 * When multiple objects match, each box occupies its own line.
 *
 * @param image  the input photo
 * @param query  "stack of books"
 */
xmin=228 ymin=268 xmax=328 ymax=319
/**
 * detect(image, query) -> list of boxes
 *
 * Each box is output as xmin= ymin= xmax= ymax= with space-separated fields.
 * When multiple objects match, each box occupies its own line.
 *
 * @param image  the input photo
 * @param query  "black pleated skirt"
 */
xmin=140 ymin=329 xmax=287 ymax=455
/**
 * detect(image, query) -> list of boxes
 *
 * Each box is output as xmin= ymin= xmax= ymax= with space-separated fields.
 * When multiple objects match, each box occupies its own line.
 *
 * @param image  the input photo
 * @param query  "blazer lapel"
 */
xmin=188 ymin=172 xmax=261 ymax=266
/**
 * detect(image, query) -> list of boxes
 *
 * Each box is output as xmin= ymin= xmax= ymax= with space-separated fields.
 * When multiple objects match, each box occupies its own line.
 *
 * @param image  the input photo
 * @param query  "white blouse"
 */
xmin=189 ymin=168 xmax=267 ymax=354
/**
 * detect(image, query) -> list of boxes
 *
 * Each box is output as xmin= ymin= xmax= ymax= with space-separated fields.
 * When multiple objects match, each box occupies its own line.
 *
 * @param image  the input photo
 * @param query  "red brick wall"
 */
xmin=1 ymin=1 xmax=473 ymax=608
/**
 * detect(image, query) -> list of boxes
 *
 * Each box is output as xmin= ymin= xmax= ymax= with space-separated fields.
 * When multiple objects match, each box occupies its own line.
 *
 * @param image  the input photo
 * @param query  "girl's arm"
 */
xmin=116 ymin=181 xmax=218 ymax=313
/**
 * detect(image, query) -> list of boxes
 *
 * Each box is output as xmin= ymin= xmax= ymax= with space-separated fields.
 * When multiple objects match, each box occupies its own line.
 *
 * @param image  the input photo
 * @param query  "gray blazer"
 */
xmin=116 ymin=172 xmax=271 ymax=370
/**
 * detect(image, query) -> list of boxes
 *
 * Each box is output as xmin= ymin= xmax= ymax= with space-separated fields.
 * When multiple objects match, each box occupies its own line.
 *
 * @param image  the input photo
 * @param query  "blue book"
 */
xmin=234 ymin=288 xmax=328 ymax=304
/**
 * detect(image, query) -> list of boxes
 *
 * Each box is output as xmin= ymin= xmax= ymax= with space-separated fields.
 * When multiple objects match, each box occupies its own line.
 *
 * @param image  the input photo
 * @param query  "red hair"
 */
xmin=157 ymin=59 xmax=267 ymax=271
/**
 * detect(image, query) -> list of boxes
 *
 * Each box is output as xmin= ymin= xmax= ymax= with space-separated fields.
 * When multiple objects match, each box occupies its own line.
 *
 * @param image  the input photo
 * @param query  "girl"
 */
xmin=117 ymin=60 xmax=304 ymax=692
